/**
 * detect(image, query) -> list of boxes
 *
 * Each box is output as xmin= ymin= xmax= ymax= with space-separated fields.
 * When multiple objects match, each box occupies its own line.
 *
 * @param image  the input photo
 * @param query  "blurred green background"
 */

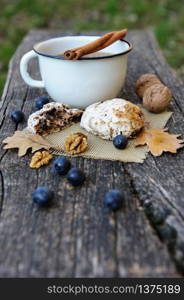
xmin=0 ymin=0 xmax=184 ymax=94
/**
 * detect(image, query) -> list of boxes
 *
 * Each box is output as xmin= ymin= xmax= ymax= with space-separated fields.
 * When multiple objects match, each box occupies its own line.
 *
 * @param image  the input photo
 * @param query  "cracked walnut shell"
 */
xmin=64 ymin=132 xmax=88 ymax=155
xmin=30 ymin=151 xmax=53 ymax=168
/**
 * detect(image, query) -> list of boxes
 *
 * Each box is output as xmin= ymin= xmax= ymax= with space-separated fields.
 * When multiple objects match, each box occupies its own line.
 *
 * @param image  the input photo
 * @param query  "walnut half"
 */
xmin=30 ymin=151 xmax=53 ymax=168
xmin=64 ymin=132 xmax=88 ymax=155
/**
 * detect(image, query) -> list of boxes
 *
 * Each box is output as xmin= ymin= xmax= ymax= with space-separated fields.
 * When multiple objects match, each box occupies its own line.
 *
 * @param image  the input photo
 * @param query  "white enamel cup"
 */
xmin=20 ymin=36 xmax=132 ymax=108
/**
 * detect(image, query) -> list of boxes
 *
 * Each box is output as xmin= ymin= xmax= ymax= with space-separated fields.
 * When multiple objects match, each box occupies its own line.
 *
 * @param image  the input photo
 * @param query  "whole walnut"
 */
xmin=136 ymin=74 xmax=161 ymax=97
xmin=143 ymin=84 xmax=172 ymax=113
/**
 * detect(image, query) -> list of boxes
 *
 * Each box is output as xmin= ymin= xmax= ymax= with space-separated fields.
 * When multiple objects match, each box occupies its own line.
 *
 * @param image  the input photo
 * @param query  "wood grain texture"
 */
xmin=0 ymin=30 xmax=183 ymax=277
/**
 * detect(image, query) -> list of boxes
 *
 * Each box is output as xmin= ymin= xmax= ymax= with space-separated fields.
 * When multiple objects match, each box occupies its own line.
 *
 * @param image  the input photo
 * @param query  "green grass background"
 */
xmin=0 ymin=0 xmax=184 ymax=94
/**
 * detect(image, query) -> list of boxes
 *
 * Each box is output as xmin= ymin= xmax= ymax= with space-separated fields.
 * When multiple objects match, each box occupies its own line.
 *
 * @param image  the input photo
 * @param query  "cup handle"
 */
xmin=20 ymin=50 xmax=44 ymax=88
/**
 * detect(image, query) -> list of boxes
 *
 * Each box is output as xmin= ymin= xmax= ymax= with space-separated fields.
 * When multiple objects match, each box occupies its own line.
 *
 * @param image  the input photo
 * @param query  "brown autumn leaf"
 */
xmin=2 ymin=131 xmax=53 ymax=157
xmin=135 ymin=127 xmax=184 ymax=156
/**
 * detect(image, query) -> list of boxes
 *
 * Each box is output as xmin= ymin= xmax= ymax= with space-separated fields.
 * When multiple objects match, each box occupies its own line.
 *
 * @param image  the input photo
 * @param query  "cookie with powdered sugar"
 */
xmin=28 ymin=102 xmax=83 ymax=136
xmin=80 ymin=98 xmax=144 ymax=140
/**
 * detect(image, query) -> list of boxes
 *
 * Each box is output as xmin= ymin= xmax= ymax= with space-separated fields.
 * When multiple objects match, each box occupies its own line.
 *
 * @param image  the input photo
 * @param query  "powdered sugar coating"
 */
xmin=80 ymin=98 xmax=144 ymax=140
xmin=28 ymin=102 xmax=83 ymax=134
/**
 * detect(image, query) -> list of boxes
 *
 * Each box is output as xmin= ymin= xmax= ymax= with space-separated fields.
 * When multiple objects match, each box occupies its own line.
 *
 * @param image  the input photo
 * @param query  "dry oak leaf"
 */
xmin=30 ymin=151 xmax=53 ymax=168
xmin=135 ymin=127 xmax=184 ymax=156
xmin=2 ymin=131 xmax=52 ymax=157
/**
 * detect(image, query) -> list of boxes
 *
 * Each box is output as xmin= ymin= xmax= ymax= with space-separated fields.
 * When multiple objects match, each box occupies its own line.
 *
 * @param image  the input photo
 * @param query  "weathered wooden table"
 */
xmin=0 ymin=30 xmax=184 ymax=278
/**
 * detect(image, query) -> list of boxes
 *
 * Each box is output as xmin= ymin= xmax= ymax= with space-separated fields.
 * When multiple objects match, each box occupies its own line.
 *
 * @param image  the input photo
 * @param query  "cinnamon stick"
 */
xmin=64 ymin=29 xmax=128 ymax=60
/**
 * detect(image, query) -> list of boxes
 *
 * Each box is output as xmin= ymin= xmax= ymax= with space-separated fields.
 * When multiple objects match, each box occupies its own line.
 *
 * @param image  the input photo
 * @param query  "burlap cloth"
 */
xmin=42 ymin=106 xmax=172 ymax=163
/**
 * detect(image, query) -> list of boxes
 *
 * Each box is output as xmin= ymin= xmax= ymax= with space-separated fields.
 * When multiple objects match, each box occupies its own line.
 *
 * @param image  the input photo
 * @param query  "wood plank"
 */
xmin=0 ymin=30 xmax=183 ymax=277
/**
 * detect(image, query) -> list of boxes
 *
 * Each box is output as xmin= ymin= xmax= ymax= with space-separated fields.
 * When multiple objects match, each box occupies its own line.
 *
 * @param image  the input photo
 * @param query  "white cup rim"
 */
xmin=33 ymin=35 xmax=133 ymax=60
